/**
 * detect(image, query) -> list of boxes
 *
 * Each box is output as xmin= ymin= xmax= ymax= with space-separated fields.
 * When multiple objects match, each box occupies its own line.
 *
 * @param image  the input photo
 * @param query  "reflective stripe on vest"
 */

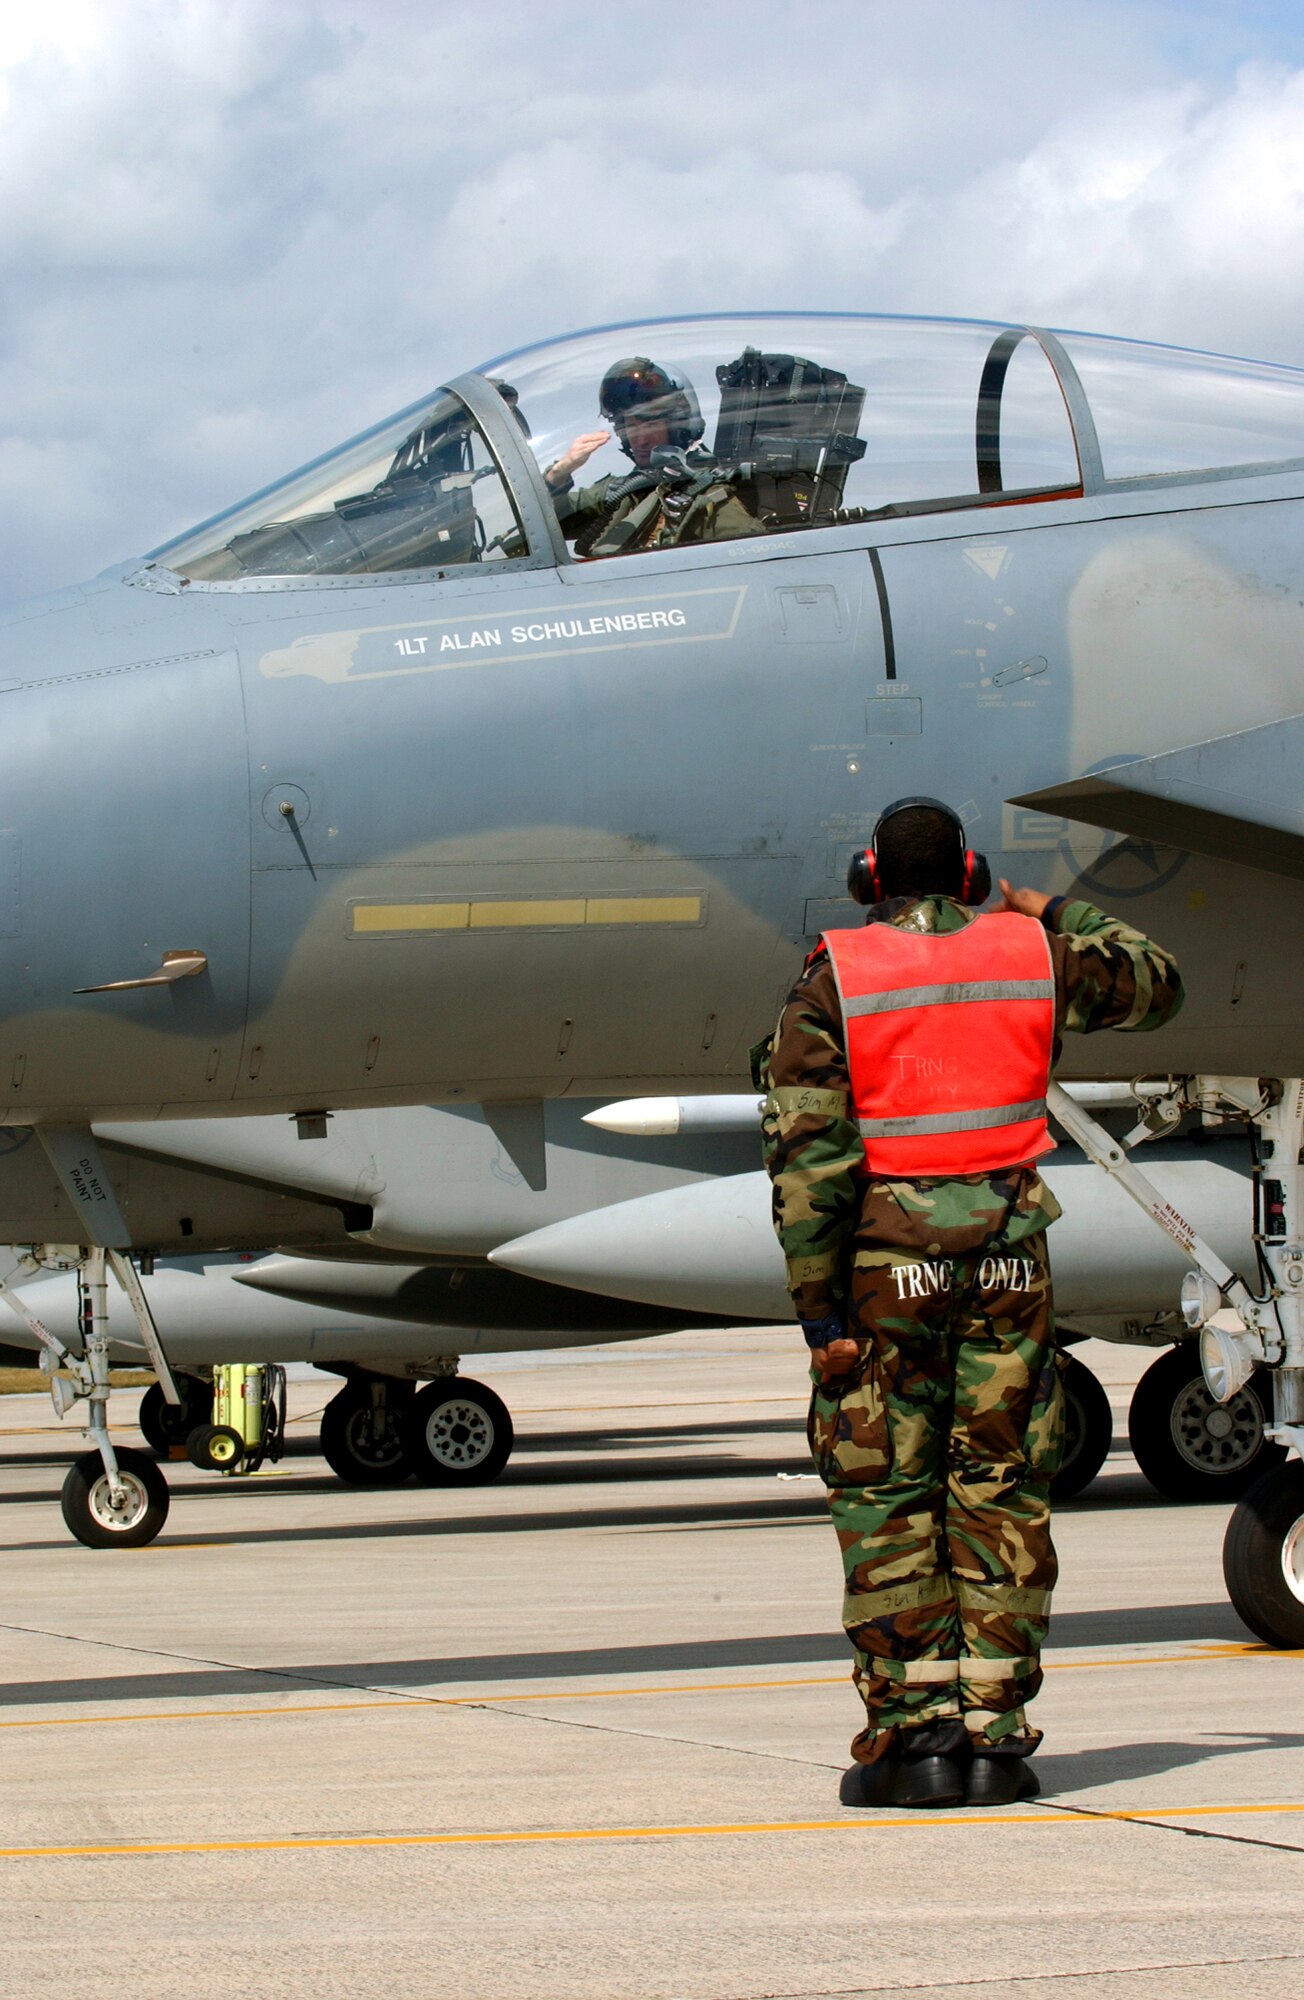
xmin=857 ymin=1097 xmax=1047 ymax=1139
xmin=844 ymin=980 xmax=1054 ymax=1017
xmin=823 ymin=912 xmax=1056 ymax=1177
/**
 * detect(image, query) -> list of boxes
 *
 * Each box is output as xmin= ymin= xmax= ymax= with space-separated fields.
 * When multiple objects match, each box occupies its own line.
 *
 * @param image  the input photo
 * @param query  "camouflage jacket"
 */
xmin=552 ymin=470 xmax=767 ymax=557
xmin=759 ymin=895 xmax=1185 ymax=1325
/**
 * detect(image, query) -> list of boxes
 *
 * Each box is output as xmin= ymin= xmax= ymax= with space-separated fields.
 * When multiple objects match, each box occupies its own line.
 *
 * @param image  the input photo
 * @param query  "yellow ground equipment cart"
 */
xmin=186 ymin=1363 xmax=287 ymax=1475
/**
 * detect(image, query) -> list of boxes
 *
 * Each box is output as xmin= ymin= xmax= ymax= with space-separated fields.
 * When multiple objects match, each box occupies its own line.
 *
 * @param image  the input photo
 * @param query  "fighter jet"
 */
xmin=1 ymin=312 xmax=1302 ymax=1635
xmin=0 ymin=1095 xmax=1274 ymax=1510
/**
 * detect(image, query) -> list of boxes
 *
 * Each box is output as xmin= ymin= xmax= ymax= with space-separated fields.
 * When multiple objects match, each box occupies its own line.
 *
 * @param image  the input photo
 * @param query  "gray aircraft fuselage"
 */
xmin=3 ymin=315 xmax=1302 ymax=1126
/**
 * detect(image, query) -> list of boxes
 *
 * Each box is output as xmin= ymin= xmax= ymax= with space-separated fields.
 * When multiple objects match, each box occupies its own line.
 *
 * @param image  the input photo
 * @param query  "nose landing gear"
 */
xmin=60 ymin=1447 xmax=170 ymax=1549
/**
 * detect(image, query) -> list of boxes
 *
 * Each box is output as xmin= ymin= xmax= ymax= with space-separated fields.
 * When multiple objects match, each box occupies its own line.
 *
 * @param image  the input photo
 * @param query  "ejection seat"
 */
xmin=711 ymin=348 xmax=867 ymax=529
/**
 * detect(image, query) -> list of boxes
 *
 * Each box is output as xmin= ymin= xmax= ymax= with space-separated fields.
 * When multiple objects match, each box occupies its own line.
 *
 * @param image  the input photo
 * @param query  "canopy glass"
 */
xmin=150 ymin=314 xmax=1304 ymax=582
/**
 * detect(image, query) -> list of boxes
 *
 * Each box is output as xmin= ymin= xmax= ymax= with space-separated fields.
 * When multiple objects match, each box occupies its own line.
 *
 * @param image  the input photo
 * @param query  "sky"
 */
xmin=3 ymin=0 xmax=1304 ymax=605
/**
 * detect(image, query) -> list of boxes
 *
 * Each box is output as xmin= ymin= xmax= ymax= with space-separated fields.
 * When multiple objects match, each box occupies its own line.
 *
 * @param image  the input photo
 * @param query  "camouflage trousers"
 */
xmin=807 ymin=1236 xmax=1063 ymax=1762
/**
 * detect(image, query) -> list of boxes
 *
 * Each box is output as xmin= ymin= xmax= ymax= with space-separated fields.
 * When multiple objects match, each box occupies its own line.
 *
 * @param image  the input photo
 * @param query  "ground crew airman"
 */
xmin=758 ymin=797 xmax=1184 ymax=1810
xmin=543 ymin=356 xmax=766 ymax=557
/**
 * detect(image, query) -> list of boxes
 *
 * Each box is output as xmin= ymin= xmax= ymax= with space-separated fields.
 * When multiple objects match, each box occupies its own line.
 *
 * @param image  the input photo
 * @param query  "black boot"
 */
xmin=839 ymin=1756 xmax=902 ymax=1808
xmin=892 ymin=1718 xmax=968 ymax=1809
xmin=965 ymin=1751 xmax=1041 ymax=1807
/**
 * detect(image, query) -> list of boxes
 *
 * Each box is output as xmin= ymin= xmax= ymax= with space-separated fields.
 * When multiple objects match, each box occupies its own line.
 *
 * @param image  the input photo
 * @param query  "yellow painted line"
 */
xmin=0 ymin=1699 xmax=416 ymax=1731
xmin=1044 ymin=1644 xmax=1304 ymax=1671
xmin=521 ymin=1394 xmax=806 ymax=1415
xmin=0 ymin=1681 xmax=838 ymax=1731
xmin=4 ymin=1801 xmax=1303 ymax=1862
xmin=5 ymin=1646 xmax=1296 ymax=1733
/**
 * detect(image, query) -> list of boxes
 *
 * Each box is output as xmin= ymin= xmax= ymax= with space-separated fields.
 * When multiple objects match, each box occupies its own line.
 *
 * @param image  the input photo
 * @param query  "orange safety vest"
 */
xmin=821 ymin=912 xmax=1056 ymax=1177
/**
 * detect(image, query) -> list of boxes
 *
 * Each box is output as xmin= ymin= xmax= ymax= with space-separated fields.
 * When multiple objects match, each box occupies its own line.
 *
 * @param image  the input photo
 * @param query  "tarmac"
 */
xmin=1 ymin=1326 xmax=1301 ymax=2000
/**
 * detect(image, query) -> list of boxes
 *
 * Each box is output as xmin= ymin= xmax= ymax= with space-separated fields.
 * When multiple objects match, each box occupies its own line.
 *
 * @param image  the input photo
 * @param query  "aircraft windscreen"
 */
xmin=152 ymin=390 xmax=525 ymax=581
xmin=483 ymin=316 xmax=1082 ymax=558
xmin=148 ymin=317 xmax=1304 ymax=587
xmin=1058 ymin=333 xmax=1304 ymax=480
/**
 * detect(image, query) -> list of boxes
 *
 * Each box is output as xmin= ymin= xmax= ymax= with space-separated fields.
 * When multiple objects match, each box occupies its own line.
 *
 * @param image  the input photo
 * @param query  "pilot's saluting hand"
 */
xmin=545 ymin=430 xmax=612 ymax=490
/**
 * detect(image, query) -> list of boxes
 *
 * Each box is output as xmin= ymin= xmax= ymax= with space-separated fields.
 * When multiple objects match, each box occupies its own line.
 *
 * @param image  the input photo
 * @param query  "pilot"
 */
xmin=542 ymin=356 xmax=766 ymax=557
xmin=757 ymin=799 xmax=1184 ymax=1811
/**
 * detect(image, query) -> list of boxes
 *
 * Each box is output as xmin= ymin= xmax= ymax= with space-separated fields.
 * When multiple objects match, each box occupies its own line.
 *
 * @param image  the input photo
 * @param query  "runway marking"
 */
xmin=3 ymin=1646 xmax=1297 ymax=1731
xmin=520 ymin=1394 xmax=807 ymax=1417
xmin=0 ymin=1698 xmax=417 ymax=1731
xmin=3 ymin=1800 xmax=1303 ymax=1862
xmin=0 ymin=1393 xmax=804 ymax=1439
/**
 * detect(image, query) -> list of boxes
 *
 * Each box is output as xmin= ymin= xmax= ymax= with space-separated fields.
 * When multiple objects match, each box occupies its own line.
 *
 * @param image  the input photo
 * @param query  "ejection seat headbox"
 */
xmin=713 ymin=348 xmax=866 ymax=527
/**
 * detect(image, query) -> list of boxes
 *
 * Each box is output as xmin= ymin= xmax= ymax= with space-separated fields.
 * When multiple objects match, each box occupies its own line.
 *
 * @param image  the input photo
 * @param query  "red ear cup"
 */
xmin=961 ymin=850 xmax=992 ymax=906
xmin=846 ymin=847 xmax=881 ymax=906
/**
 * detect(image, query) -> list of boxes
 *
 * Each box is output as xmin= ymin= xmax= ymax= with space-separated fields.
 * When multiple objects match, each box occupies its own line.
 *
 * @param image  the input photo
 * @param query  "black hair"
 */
xmin=876 ymin=805 xmax=963 ymax=899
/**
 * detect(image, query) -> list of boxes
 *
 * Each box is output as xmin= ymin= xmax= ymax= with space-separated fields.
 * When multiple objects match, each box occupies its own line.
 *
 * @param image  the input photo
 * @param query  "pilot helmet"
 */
xmin=599 ymin=356 xmax=704 ymax=457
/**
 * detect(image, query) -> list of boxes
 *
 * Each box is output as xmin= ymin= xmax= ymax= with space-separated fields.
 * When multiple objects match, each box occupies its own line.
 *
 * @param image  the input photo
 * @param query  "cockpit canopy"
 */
xmin=150 ymin=313 xmax=1304 ymax=584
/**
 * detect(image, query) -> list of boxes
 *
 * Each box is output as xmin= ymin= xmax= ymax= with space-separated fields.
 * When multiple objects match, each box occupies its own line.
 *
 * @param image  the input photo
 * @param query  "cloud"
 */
xmin=1 ymin=0 xmax=1303 ymax=604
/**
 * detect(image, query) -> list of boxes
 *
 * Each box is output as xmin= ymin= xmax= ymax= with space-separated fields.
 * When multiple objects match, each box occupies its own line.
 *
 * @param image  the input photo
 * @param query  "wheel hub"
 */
xmin=1284 ymin=1514 xmax=1304 ymax=1608
xmin=346 ymin=1407 xmax=403 ymax=1469
xmin=87 ymin=1471 xmax=149 ymax=1532
xmin=1171 ymin=1378 xmax=1262 ymax=1472
xmin=426 ymin=1399 xmax=492 ymax=1467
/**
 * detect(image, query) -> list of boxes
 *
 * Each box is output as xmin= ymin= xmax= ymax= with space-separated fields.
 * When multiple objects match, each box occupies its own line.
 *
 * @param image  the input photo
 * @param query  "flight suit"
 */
xmin=760 ymin=893 xmax=1184 ymax=1764
xmin=551 ymin=468 xmax=767 ymax=557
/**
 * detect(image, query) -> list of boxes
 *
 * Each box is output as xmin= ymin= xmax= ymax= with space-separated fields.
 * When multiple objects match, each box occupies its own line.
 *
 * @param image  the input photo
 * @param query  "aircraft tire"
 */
xmin=61 ymin=1448 xmax=170 ymax=1549
xmin=186 ymin=1423 xmax=245 ymax=1472
xmin=403 ymin=1378 xmax=514 ymax=1487
xmin=320 ymin=1380 xmax=412 ymax=1486
xmin=1127 ymin=1344 xmax=1284 ymax=1502
xmin=138 ymin=1377 xmax=209 ymax=1456
xmin=1050 ymin=1352 xmax=1113 ymax=1502
xmin=1222 ymin=1460 xmax=1304 ymax=1649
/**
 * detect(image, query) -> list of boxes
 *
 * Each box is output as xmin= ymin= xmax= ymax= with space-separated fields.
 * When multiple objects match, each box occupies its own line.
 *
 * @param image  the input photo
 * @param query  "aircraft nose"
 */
xmin=0 ymin=586 xmax=253 ymax=1118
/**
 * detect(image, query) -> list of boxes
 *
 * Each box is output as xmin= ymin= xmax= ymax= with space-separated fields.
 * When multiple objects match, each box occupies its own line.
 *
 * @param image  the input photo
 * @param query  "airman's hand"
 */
xmin=811 ymin=1336 xmax=861 ymax=1383
xmin=999 ymin=879 xmax=1052 ymax=920
xmin=546 ymin=430 xmax=612 ymax=486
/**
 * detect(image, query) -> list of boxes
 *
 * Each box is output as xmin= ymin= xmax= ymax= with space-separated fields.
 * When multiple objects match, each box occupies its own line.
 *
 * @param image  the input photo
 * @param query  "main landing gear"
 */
xmin=0 ymin=1241 xmax=184 ymax=1549
xmin=138 ymin=1374 xmax=211 ymax=1455
xmin=1127 ymin=1343 xmax=1283 ymax=1502
xmin=1051 ymin=1077 xmax=1304 ymax=1649
xmin=1051 ymin=1349 xmax=1114 ymax=1501
xmin=319 ymin=1369 xmax=515 ymax=1488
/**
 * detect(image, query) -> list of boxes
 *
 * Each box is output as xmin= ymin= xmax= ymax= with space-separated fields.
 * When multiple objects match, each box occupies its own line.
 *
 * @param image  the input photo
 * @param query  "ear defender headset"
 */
xmin=846 ymin=795 xmax=991 ymax=908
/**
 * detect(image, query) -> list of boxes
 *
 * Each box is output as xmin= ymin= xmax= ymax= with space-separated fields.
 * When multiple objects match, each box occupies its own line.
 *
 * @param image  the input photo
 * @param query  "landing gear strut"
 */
xmin=320 ymin=1375 xmax=413 ymax=1486
xmin=1051 ymin=1077 xmax=1304 ymax=1647
xmin=0 ymin=1242 xmax=182 ymax=1549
